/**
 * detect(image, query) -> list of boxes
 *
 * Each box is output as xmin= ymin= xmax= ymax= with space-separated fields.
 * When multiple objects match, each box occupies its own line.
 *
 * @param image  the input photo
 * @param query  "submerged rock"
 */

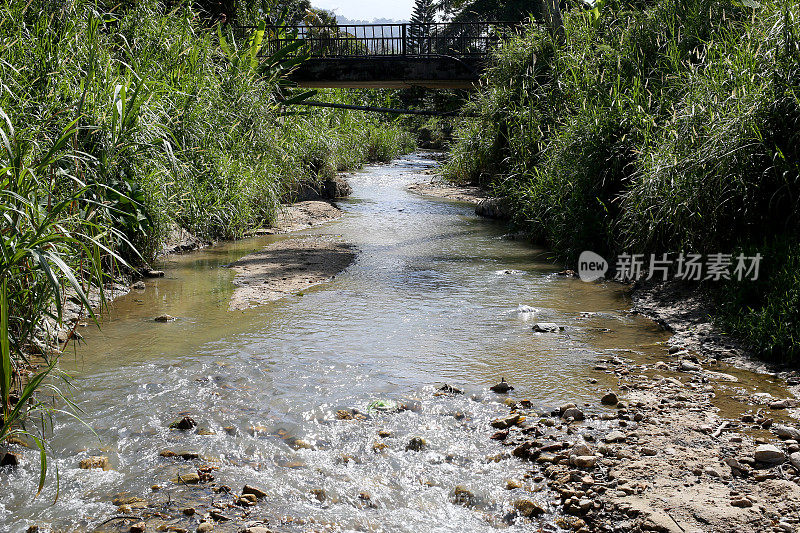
xmin=242 ymin=484 xmax=268 ymax=499
xmin=406 ymin=436 xmax=427 ymax=452
xmin=78 ymin=456 xmax=111 ymax=471
xmin=490 ymin=378 xmax=514 ymax=394
xmin=533 ymin=323 xmax=563 ymax=333
xmin=169 ymin=416 xmax=197 ymax=431
xmin=438 ymin=383 xmax=464 ymax=394
xmin=601 ymin=392 xmax=619 ymax=405
xmin=1 ymin=451 xmax=21 ymax=467
xmin=514 ymin=498 xmax=546 ymax=517
xmin=452 ymin=485 xmax=476 ymax=506
xmin=155 ymin=314 xmax=177 ymax=322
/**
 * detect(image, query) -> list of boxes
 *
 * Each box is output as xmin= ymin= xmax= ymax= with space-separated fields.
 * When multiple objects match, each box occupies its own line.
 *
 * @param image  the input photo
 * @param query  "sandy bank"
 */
xmin=228 ymin=235 xmax=356 ymax=311
xmin=407 ymin=180 xmax=490 ymax=204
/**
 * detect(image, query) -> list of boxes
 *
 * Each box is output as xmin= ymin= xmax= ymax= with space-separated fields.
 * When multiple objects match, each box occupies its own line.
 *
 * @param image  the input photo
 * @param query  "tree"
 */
xmin=409 ymin=0 xmax=438 ymax=54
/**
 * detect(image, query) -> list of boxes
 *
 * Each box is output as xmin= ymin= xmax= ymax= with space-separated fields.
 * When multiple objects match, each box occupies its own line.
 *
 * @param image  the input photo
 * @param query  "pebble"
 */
xmin=562 ymin=407 xmax=585 ymax=421
xmin=242 ymin=484 xmax=268 ymax=499
xmin=131 ymin=280 xmax=146 ymax=290
xmin=452 ymin=485 xmax=475 ymax=506
xmin=490 ymin=378 xmax=514 ymax=393
xmin=730 ymin=498 xmax=752 ymax=508
xmin=196 ymin=524 xmax=213 ymax=533
xmin=513 ymin=498 xmax=546 ymax=517
xmin=154 ymin=314 xmax=177 ymax=322
xmin=173 ymin=472 xmax=200 ymax=484
xmin=169 ymin=416 xmax=197 ymax=430
xmin=641 ymin=447 xmax=657 ymax=456
xmin=78 ymin=456 xmax=111 ymax=470
xmin=506 ymin=479 xmax=523 ymax=490
xmin=603 ymin=430 xmax=626 ymax=443
xmin=789 ymin=452 xmax=800 ymax=469
xmin=130 ymin=523 xmax=146 ymax=533
xmin=679 ymin=360 xmax=701 ymax=372
xmin=754 ymin=444 xmax=785 ymax=464
xmin=144 ymin=270 xmax=165 ymax=278
xmin=601 ymin=392 xmax=618 ymax=405
xmin=406 ymin=437 xmax=427 ymax=452
xmin=570 ymin=456 xmax=597 ymax=468
xmin=769 ymin=400 xmax=789 ymax=410
xmin=533 ymin=322 xmax=563 ymax=333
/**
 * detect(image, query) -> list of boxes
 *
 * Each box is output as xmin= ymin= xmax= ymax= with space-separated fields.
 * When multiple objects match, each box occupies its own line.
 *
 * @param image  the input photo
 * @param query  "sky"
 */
xmin=311 ymin=0 xmax=415 ymax=21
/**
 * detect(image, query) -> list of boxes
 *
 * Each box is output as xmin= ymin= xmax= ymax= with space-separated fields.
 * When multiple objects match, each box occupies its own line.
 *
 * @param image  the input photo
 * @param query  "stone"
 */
xmin=570 ymin=456 xmax=597 ymax=468
xmin=452 ymin=485 xmax=475 ymax=506
xmin=559 ymin=403 xmax=577 ymax=415
xmin=491 ymin=414 xmax=523 ymax=429
xmin=169 ymin=416 xmax=197 ymax=430
xmin=730 ymin=498 xmax=752 ymax=508
xmin=242 ymin=484 xmax=268 ymax=499
xmin=774 ymin=425 xmax=800 ymax=440
xmin=438 ymin=384 xmax=463 ymax=394
xmin=475 ymin=197 xmax=511 ymax=220
xmin=155 ymin=314 xmax=177 ymax=322
xmin=173 ymin=472 xmax=201 ymax=484
xmin=243 ymin=528 xmax=272 ymax=533
xmin=754 ymin=444 xmax=785 ymax=464
xmin=770 ymin=399 xmax=789 ymax=409
xmin=572 ymin=444 xmax=593 ymax=456
xmin=196 ymin=524 xmax=213 ymax=533
xmin=789 ymin=452 xmax=800 ymax=469
xmin=562 ymin=407 xmax=585 ymax=421
xmin=406 ymin=436 xmax=427 ymax=451
xmin=182 ymin=507 xmax=196 ymax=516
xmin=603 ymin=431 xmax=626 ymax=443
xmin=131 ymin=280 xmax=146 ymax=290
xmin=1 ymin=452 xmax=20 ymax=467
xmin=641 ymin=447 xmax=658 ymax=456
xmin=79 ymin=456 xmax=111 ymax=471
xmin=601 ymin=392 xmax=618 ymax=405
xmin=679 ymin=360 xmax=700 ymax=372
xmin=506 ymin=479 xmax=523 ymax=490
xmin=513 ymin=498 xmax=546 ymax=517
xmin=490 ymin=378 xmax=513 ymax=393
xmin=533 ymin=323 xmax=563 ymax=333
xmin=144 ymin=270 xmax=165 ymax=278
xmin=130 ymin=523 xmax=147 ymax=533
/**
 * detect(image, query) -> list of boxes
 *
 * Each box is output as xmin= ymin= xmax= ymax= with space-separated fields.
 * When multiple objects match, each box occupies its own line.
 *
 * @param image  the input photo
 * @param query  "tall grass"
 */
xmin=444 ymin=0 xmax=800 ymax=362
xmin=0 ymin=0 xmax=413 ymax=487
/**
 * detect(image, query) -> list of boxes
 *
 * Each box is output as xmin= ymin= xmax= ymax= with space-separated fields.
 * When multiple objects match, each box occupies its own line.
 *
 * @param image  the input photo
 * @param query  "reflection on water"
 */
xmin=1 ymin=154 xmax=778 ymax=532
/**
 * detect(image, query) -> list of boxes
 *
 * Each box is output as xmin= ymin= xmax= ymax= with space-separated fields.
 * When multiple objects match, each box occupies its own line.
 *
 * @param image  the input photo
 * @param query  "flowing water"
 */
xmin=1 ymin=154 xmax=784 ymax=532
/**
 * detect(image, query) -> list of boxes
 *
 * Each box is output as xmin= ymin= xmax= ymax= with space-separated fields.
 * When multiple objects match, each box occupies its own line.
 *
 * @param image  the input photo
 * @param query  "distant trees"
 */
xmin=409 ymin=0 xmax=438 ymax=54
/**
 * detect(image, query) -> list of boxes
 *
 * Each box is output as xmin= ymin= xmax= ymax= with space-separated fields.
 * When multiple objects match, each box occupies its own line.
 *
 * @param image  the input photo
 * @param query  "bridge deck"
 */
xmin=253 ymin=22 xmax=515 ymax=89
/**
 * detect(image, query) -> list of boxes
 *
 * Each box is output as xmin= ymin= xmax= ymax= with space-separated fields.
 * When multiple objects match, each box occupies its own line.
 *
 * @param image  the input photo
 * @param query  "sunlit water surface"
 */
xmin=1 ymin=154 xmax=679 ymax=532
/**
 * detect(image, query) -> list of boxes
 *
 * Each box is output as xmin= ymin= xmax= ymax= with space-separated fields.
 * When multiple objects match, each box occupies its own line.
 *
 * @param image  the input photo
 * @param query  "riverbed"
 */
xmin=2 ymin=154 xmax=791 ymax=532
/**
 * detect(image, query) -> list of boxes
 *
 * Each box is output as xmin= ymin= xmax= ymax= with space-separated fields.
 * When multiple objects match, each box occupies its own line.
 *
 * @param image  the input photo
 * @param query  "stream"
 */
xmin=1 ymin=153 xmax=782 ymax=532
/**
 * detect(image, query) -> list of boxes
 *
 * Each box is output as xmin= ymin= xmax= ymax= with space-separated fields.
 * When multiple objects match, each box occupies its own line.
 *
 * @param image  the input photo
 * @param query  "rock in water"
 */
xmin=533 ymin=323 xmax=563 ymax=333
xmin=754 ymin=444 xmax=785 ymax=464
xmin=513 ymin=499 xmax=546 ymax=517
xmin=0 ymin=452 xmax=20 ymax=467
xmin=169 ymin=416 xmax=197 ymax=430
xmin=601 ymin=392 xmax=619 ymax=405
xmin=155 ymin=314 xmax=177 ymax=322
xmin=789 ymin=452 xmax=800 ymax=469
xmin=490 ymin=378 xmax=514 ymax=394
xmin=438 ymin=384 xmax=464 ymax=394
xmin=242 ymin=484 xmax=268 ymax=499
xmin=79 ymin=456 xmax=111 ymax=471
xmin=406 ymin=436 xmax=427 ymax=452
xmin=561 ymin=407 xmax=585 ymax=421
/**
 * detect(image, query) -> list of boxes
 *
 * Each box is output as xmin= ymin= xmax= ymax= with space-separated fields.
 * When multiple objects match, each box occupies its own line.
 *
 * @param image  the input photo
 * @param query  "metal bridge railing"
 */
xmin=241 ymin=22 xmax=515 ymax=59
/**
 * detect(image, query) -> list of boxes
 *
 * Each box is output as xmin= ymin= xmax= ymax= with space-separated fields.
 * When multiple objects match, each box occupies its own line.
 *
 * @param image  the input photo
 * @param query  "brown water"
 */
xmin=0 ymin=154 xmax=788 ymax=532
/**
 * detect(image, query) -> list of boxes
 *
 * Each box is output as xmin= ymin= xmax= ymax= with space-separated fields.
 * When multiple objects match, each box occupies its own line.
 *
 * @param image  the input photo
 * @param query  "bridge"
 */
xmin=262 ymin=22 xmax=515 ymax=89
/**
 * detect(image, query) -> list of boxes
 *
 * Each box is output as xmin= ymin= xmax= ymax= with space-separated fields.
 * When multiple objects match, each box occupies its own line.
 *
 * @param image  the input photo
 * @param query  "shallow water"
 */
xmin=1 ymin=154 xmax=781 ymax=532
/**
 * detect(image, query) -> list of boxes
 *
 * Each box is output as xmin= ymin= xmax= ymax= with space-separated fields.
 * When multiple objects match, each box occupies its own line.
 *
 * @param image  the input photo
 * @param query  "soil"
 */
xmin=407 ymin=180 xmax=490 ymax=204
xmin=227 ymin=235 xmax=357 ymax=311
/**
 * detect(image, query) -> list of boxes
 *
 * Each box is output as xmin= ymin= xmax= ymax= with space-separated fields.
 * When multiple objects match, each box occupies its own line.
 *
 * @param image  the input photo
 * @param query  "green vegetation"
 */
xmin=444 ymin=0 xmax=800 ymax=362
xmin=0 ymin=0 xmax=411 ymax=480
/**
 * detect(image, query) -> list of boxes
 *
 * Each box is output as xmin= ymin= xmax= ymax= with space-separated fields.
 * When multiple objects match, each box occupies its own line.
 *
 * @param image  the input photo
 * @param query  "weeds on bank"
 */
xmin=444 ymin=0 xmax=800 ymax=362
